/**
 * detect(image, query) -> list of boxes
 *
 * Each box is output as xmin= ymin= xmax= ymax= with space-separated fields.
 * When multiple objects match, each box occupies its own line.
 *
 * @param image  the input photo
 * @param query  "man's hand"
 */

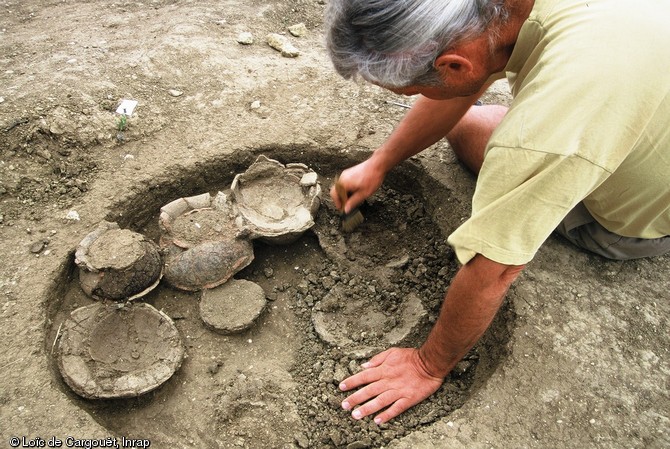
xmin=339 ymin=347 xmax=444 ymax=424
xmin=330 ymin=157 xmax=386 ymax=213
xmin=337 ymin=255 xmax=525 ymax=424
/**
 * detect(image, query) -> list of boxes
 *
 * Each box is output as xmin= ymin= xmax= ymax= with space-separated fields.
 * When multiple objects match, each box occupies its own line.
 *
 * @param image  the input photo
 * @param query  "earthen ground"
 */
xmin=1 ymin=1 xmax=668 ymax=448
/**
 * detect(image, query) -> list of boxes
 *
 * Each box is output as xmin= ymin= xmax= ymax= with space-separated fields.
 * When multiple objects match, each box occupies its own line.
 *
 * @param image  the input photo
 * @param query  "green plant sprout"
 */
xmin=117 ymin=113 xmax=128 ymax=132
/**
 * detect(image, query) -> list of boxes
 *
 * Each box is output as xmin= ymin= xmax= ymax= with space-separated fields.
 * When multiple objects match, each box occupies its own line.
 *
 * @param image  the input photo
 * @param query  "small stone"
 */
xmin=347 ymin=441 xmax=371 ymax=449
xmin=0 ymin=97 xmax=4 ymax=103
xmin=29 ymin=240 xmax=46 ymax=254
xmin=263 ymin=267 xmax=274 ymax=278
xmin=236 ymin=32 xmax=254 ymax=45
xmin=329 ymin=430 xmax=344 ymax=446
xmin=318 ymin=366 xmax=334 ymax=384
xmin=295 ymin=433 xmax=309 ymax=449
xmin=385 ymin=255 xmax=409 ymax=269
xmin=453 ymin=360 xmax=473 ymax=377
xmin=333 ymin=364 xmax=349 ymax=383
xmin=321 ymin=277 xmax=335 ymax=289
xmin=65 ymin=210 xmax=80 ymax=221
xmin=288 ymin=23 xmax=308 ymax=37
xmin=266 ymin=33 xmax=300 ymax=58
xmin=168 ymin=89 xmax=183 ymax=97
xmin=299 ymin=172 xmax=318 ymax=187
xmin=250 ymin=100 xmax=261 ymax=109
xmin=207 ymin=362 xmax=221 ymax=375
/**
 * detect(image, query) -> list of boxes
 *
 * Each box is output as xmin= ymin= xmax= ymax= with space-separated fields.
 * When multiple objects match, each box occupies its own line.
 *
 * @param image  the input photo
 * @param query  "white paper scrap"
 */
xmin=116 ymin=99 xmax=138 ymax=116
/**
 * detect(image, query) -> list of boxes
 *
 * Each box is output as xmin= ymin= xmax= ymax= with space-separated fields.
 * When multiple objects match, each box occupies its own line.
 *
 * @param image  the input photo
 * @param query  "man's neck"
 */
xmin=489 ymin=0 xmax=535 ymax=71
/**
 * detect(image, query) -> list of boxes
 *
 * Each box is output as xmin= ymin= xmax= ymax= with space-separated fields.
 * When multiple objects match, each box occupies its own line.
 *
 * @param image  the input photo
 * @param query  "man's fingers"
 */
xmin=329 ymin=185 xmax=343 ymax=210
xmin=344 ymin=191 xmax=366 ymax=214
xmin=362 ymin=348 xmax=392 ymax=368
xmin=373 ymin=397 xmax=413 ymax=424
xmin=340 ymin=352 xmax=395 ymax=391
xmin=341 ymin=378 xmax=389 ymax=411
xmin=350 ymin=389 xmax=401 ymax=421
xmin=340 ymin=360 xmax=388 ymax=391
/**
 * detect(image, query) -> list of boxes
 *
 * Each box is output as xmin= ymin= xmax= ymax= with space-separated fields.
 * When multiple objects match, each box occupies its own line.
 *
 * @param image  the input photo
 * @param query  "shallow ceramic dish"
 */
xmin=75 ymin=221 xmax=163 ymax=301
xmin=57 ymin=302 xmax=185 ymax=399
xmin=199 ymin=279 xmax=267 ymax=334
xmin=311 ymin=285 xmax=427 ymax=358
xmin=230 ymin=155 xmax=321 ymax=245
xmin=159 ymin=192 xmax=254 ymax=291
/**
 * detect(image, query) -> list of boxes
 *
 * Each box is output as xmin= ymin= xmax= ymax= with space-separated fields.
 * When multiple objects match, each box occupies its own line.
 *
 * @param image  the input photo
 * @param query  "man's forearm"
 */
xmin=370 ymin=88 xmax=490 ymax=174
xmin=418 ymin=254 xmax=525 ymax=378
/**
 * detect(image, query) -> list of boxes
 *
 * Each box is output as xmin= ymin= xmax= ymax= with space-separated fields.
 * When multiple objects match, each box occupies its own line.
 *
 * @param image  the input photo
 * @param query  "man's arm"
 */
xmin=332 ymin=87 xmax=489 ymax=212
xmin=339 ymin=254 xmax=525 ymax=424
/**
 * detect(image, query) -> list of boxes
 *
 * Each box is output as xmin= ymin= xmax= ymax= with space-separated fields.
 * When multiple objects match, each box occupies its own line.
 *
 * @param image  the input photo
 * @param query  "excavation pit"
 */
xmin=46 ymin=148 xmax=515 ymax=449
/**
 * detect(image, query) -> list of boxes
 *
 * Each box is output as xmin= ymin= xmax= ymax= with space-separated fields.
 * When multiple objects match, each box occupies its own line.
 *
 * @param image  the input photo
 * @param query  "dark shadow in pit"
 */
xmin=44 ymin=146 xmax=515 ymax=448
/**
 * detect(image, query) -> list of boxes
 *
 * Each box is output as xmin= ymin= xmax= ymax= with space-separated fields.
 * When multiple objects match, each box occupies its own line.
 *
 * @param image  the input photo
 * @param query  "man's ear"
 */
xmin=433 ymin=52 xmax=474 ymax=78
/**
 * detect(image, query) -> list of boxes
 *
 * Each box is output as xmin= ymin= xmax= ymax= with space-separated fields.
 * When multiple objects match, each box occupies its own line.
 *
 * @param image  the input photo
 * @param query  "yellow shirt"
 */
xmin=448 ymin=0 xmax=670 ymax=265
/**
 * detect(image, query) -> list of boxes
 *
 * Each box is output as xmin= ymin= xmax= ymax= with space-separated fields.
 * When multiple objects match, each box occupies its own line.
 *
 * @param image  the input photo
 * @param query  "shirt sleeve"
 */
xmin=447 ymin=146 xmax=611 ymax=266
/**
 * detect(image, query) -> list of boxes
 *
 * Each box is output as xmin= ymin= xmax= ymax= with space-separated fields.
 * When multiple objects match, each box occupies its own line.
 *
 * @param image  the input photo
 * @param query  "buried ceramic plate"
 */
xmin=199 ymin=279 xmax=267 ymax=334
xmin=75 ymin=221 xmax=163 ymax=301
xmin=57 ymin=302 xmax=185 ymax=399
xmin=231 ymin=155 xmax=322 ymax=245
xmin=159 ymin=192 xmax=254 ymax=291
xmin=311 ymin=285 xmax=427 ymax=358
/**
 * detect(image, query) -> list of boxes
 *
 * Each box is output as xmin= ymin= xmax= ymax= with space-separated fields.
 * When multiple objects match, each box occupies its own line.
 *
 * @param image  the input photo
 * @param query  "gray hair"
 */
xmin=325 ymin=0 xmax=509 ymax=87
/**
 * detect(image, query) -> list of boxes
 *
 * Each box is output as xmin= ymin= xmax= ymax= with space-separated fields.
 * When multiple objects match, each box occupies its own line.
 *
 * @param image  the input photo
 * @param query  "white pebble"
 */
xmin=300 ymin=172 xmax=318 ymax=187
xmin=236 ymin=32 xmax=254 ymax=45
xmin=65 ymin=210 xmax=80 ymax=221
xmin=288 ymin=23 xmax=307 ymax=37
xmin=266 ymin=33 xmax=300 ymax=58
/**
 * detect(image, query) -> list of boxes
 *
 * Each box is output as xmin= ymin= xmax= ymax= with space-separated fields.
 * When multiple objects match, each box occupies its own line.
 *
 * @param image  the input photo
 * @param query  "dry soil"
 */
xmin=1 ymin=1 xmax=668 ymax=448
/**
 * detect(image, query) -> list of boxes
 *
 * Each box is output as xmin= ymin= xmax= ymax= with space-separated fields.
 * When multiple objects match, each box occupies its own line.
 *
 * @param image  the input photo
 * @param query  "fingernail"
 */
xmin=342 ymin=401 xmax=351 ymax=410
xmin=339 ymin=382 xmax=347 ymax=391
xmin=352 ymin=410 xmax=362 ymax=420
xmin=361 ymin=362 xmax=371 ymax=369
xmin=374 ymin=417 xmax=383 ymax=425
